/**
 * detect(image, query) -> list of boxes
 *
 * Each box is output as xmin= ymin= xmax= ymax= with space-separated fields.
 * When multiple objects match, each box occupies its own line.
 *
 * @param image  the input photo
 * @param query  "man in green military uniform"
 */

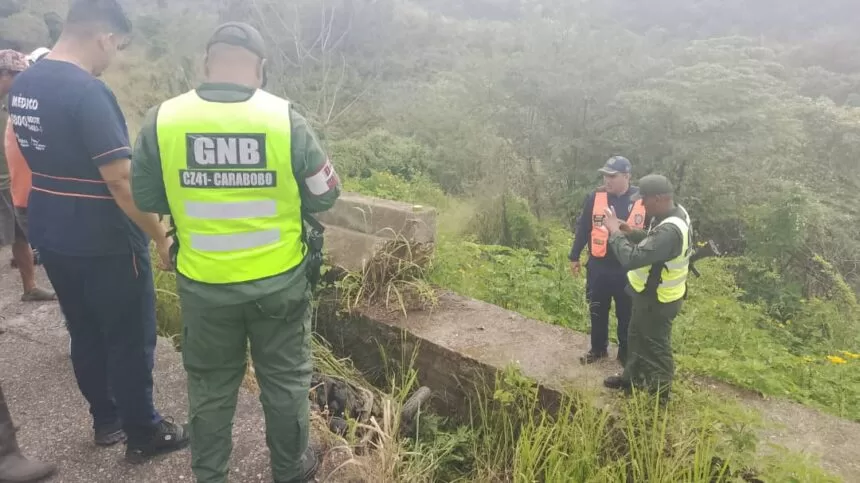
xmin=597 ymin=174 xmax=692 ymax=402
xmin=131 ymin=23 xmax=341 ymax=483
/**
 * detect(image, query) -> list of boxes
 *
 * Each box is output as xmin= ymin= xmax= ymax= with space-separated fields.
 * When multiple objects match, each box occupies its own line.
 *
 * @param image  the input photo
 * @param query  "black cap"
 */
xmin=598 ymin=156 xmax=632 ymax=175
xmin=632 ymin=174 xmax=674 ymax=200
xmin=206 ymin=22 xmax=266 ymax=59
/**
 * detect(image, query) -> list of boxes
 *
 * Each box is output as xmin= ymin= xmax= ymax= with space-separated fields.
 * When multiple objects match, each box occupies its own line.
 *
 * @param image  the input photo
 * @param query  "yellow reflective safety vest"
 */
xmin=627 ymin=205 xmax=692 ymax=303
xmin=156 ymin=89 xmax=305 ymax=284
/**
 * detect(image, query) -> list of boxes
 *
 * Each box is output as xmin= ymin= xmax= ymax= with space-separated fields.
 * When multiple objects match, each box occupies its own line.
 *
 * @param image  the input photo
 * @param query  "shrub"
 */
xmin=329 ymin=129 xmax=433 ymax=181
xmin=467 ymin=194 xmax=550 ymax=251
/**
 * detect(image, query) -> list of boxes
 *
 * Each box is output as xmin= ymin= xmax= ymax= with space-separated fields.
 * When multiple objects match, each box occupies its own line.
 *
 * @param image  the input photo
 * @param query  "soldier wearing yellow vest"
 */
xmin=131 ymin=23 xmax=341 ymax=483
xmin=570 ymin=156 xmax=645 ymax=366
xmin=598 ymin=174 xmax=691 ymax=404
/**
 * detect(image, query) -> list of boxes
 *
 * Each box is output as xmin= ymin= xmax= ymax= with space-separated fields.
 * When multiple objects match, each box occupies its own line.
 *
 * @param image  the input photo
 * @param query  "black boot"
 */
xmin=125 ymin=418 xmax=190 ymax=464
xmin=580 ymin=350 xmax=608 ymax=365
xmin=94 ymin=420 xmax=126 ymax=447
xmin=0 ymin=385 xmax=56 ymax=482
xmin=275 ymin=446 xmax=319 ymax=483
xmin=603 ymin=374 xmax=631 ymax=391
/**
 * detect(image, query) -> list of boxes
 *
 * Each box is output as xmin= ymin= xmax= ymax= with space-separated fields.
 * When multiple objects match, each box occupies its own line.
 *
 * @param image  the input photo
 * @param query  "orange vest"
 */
xmin=590 ymin=191 xmax=646 ymax=258
xmin=4 ymin=122 xmax=32 ymax=208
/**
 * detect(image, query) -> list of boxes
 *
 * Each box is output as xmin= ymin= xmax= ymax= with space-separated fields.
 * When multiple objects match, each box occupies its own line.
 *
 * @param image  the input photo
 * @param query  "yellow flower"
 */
xmin=839 ymin=351 xmax=860 ymax=360
xmin=826 ymin=356 xmax=847 ymax=364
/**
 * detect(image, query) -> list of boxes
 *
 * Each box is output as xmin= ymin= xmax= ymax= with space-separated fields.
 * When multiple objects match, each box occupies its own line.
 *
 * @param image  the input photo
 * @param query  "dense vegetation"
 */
xmin=4 ymin=0 xmax=859 ymax=480
xmin=6 ymin=1 xmax=858 ymax=293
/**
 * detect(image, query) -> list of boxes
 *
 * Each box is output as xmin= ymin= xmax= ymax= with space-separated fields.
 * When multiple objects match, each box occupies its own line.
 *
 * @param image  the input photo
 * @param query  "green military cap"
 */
xmin=206 ymin=22 xmax=266 ymax=59
xmin=633 ymin=174 xmax=674 ymax=200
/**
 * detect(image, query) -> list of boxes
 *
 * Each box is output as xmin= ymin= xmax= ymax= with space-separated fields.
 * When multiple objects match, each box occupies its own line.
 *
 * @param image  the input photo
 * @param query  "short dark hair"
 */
xmin=65 ymin=0 xmax=132 ymax=35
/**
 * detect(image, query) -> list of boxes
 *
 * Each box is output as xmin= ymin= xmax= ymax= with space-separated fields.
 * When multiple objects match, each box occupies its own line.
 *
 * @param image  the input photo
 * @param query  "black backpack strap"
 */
xmin=302 ymin=211 xmax=325 ymax=234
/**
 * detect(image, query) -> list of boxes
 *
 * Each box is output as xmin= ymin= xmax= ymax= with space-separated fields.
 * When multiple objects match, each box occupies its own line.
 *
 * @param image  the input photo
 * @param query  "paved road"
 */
xmin=0 ymin=247 xmax=357 ymax=483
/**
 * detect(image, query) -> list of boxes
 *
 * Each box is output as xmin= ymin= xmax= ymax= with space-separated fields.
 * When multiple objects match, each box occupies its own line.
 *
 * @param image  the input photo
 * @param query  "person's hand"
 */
xmin=155 ymin=236 xmax=174 ymax=271
xmin=603 ymin=207 xmax=622 ymax=234
xmin=570 ymin=260 xmax=581 ymax=276
xmin=619 ymin=222 xmax=632 ymax=234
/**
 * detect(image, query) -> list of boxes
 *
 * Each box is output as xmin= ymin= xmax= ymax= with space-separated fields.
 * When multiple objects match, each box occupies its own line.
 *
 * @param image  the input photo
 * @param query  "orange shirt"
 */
xmin=4 ymin=121 xmax=32 ymax=208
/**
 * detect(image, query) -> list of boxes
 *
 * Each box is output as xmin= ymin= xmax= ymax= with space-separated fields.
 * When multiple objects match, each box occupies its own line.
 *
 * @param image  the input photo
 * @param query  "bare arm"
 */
xmin=76 ymin=80 xmax=171 ymax=265
xmin=99 ymin=158 xmax=168 ymax=244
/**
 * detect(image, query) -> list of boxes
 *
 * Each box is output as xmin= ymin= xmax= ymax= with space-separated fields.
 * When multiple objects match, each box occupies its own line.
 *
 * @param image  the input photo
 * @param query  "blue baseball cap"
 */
xmin=598 ymin=156 xmax=632 ymax=175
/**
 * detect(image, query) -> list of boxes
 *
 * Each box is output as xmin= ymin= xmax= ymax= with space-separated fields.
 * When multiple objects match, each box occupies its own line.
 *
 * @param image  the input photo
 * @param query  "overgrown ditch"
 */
xmin=153 ymin=264 xmax=825 ymax=482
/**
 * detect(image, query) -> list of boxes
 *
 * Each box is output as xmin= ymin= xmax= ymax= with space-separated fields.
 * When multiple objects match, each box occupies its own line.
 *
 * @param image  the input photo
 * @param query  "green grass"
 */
xmin=147 ymin=171 xmax=850 ymax=481
xmin=150 ymin=253 xmax=840 ymax=482
xmin=370 ymin=363 xmax=840 ymax=482
xmin=153 ymin=264 xmax=181 ymax=342
xmin=429 ymin=235 xmax=860 ymax=422
xmin=341 ymin=172 xmax=860 ymax=422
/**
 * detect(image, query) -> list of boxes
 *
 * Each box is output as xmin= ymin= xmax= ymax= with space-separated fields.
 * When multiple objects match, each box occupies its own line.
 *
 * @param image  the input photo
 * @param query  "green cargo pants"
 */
xmin=180 ymin=281 xmax=312 ymax=483
xmin=621 ymin=294 xmax=682 ymax=395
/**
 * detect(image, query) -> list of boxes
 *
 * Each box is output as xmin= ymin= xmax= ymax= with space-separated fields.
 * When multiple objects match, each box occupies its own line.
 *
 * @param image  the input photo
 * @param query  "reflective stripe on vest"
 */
xmin=156 ymin=89 xmax=305 ymax=284
xmin=590 ymin=191 xmax=646 ymax=258
xmin=627 ymin=205 xmax=692 ymax=303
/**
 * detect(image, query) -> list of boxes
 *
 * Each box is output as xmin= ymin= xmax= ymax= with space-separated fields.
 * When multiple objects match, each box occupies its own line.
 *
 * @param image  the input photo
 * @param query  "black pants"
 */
xmin=586 ymin=268 xmax=633 ymax=356
xmin=40 ymin=248 xmax=162 ymax=443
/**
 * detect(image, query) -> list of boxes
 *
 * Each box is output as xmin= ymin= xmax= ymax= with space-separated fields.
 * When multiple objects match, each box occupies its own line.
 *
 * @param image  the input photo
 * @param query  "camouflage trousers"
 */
xmin=621 ymin=294 xmax=683 ymax=395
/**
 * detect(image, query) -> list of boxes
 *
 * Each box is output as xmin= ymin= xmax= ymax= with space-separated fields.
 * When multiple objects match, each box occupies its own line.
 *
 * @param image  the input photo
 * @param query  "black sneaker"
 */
xmin=603 ymin=375 xmax=631 ymax=390
xmin=125 ymin=418 xmax=189 ymax=464
xmin=275 ymin=446 xmax=319 ymax=483
xmin=580 ymin=350 xmax=608 ymax=365
xmin=94 ymin=421 xmax=126 ymax=446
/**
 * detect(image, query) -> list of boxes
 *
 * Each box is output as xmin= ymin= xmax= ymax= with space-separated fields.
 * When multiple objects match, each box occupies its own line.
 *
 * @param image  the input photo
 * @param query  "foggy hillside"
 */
xmin=1 ymin=3 xmax=859 ymax=467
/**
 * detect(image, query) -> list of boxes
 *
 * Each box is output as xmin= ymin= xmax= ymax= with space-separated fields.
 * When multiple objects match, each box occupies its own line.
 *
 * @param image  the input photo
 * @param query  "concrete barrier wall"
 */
xmin=316 ymin=192 xmax=437 ymax=272
xmin=315 ymin=291 xmax=613 ymax=422
xmin=314 ymin=193 xmax=589 ymax=419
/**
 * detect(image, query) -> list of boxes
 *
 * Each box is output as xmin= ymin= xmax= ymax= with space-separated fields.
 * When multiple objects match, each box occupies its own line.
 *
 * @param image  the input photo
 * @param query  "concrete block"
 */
xmin=315 ymin=291 xmax=616 ymax=422
xmin=323 ymin=225 xmax=389 ymax=273
xmin=316 ymin=192 xmax=437 ymax=273
xmin=316 ymin=192 xmax=437 ymax=244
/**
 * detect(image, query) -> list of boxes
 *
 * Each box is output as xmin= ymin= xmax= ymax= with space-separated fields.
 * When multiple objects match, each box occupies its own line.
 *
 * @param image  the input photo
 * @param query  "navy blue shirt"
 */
xmin=8 ymin=60 xmax=146 ymax=256
xmin=569 ymin=186 xmax=640 ymax=272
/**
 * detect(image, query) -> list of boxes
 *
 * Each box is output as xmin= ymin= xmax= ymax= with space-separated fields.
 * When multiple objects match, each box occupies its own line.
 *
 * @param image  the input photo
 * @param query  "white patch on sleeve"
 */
xmin=304 ymin=158 xmax=338 ymax=196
